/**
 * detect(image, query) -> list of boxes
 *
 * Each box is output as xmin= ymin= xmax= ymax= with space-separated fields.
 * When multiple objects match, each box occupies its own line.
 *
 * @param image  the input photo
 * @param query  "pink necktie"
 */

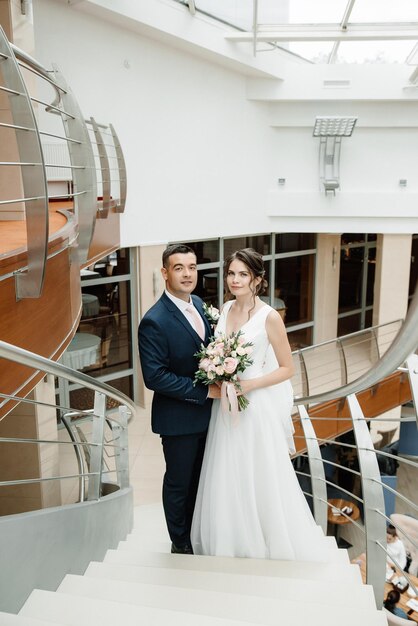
xmin=186 ymin=305 xmax=205 ymax=341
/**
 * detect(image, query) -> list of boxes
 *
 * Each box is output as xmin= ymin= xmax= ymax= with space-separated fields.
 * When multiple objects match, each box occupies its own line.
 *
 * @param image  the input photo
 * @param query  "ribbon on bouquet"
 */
xmin=221 ymin=381 xmax=239 ymax=426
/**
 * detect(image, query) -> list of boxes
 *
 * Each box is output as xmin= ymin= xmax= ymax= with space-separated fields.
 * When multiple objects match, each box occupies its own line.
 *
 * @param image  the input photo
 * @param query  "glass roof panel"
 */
xmin=349 ymin=0 xmax=418 ymax=23
xmin=337 ymin=40 xmax=416 ymax=64
xmin=285 ymin=0 xmax=348 ymax=24
xmin=288 ymin=41 xmax=334 ymax=63
xmin=191 ymin=0 xmax=418 ymax=64
xmin=194 ymin=0 xmax=254 ymax=30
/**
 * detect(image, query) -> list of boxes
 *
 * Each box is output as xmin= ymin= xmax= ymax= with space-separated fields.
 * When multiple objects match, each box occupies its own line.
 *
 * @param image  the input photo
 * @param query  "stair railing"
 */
xmin=291 ymin=286 xmax=418 ymax=609
xmin=0 ymin=339 xmax=135 ymax=503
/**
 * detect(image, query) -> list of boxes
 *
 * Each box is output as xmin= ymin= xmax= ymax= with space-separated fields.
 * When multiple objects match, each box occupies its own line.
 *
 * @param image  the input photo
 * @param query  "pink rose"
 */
xmin=199 ymin=358 xmax=211 ymax=371
xmin=223 ymin=357 xmax=238 ymax=375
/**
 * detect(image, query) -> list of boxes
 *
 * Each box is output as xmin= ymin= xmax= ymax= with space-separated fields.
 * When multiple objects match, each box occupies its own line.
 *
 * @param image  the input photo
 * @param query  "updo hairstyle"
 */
xmin=224 ymin=248 xmax=268 ymax=297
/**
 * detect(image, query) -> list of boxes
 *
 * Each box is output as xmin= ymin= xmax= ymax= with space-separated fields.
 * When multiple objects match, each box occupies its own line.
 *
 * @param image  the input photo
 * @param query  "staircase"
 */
xmin=0 ymin=503 xmax=387 ymax=626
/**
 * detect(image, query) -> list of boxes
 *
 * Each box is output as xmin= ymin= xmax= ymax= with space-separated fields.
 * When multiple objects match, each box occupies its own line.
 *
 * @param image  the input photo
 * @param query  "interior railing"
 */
xmin=0 ymin=29 xmax=127 ymax=299
xmin=291 ymin=319 xmax=403 ymax=400
xmin=0 ymin=340 xmax=136 ymax=503
xmin=291 ymin=286 xmax=418 ymax=610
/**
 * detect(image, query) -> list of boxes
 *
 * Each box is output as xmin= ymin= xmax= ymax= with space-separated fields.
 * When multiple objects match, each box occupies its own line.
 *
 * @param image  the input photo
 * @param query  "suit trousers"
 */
xmin=161 ymin=431 xmax=207 ymax=548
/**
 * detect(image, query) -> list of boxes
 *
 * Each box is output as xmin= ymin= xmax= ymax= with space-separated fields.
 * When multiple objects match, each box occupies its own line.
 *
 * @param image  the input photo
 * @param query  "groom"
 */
xmin=138 ymin=244 xmax=220 ymax=554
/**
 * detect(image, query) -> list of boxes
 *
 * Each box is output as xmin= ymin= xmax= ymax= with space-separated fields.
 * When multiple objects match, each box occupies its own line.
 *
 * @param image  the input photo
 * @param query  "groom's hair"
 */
xmin=162 ymin=244 xmax=196 ymax=268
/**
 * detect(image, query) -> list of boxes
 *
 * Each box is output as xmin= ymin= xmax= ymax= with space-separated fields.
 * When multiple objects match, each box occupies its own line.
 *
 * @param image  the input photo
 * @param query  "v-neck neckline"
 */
xmin=224 ymin=301 xmax=268 ymax=336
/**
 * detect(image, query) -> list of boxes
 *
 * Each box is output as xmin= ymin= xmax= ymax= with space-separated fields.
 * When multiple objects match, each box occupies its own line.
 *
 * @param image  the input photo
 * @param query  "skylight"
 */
xmin=182 ymin=0 xmax=418 ymax=64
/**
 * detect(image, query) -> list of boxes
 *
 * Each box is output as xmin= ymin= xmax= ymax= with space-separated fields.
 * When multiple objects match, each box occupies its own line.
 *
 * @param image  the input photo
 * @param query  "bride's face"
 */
xmin=226 ymin=259 xmax=260 ymax=297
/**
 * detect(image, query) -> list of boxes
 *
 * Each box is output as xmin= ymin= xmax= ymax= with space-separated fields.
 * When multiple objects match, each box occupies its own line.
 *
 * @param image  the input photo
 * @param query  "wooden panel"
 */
xmin=0 ymin=247 xmax=81 ymax=419
xmin=292 ymin=371 xmax=412 ymax=455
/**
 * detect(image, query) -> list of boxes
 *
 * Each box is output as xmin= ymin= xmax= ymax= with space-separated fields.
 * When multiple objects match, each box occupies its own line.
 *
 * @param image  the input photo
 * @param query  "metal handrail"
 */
xmin=294 ymin=292 xmax=417 ymax=404
xmin=0 ymin=340 xmax=136 ymax=416
xmin=292 ymin=319 xmax=403 ymax=402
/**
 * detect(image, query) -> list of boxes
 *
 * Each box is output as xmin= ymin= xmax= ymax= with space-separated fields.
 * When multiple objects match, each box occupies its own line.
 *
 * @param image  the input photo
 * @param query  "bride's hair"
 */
xmin=224 ymin=248 xmax=268 ymax=312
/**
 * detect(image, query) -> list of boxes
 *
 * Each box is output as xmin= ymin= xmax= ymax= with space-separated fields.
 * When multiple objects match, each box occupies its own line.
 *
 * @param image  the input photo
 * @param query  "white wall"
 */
xmin=33 ymin=0 xmax=418 ymax=246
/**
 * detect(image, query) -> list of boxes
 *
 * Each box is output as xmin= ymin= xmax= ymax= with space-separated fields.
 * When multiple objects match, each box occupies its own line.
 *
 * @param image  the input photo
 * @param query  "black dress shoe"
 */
xmin=171 ymin=542 xmax=193 ymax=555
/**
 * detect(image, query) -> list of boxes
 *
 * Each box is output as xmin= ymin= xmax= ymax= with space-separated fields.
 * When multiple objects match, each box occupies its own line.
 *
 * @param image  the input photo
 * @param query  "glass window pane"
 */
xmin=341 ymin=233 xmax=365 ymax=245
xmin=275 ymin=233 xmax=316 ymax=253
xmin=366 ymin=247 xmax=376 ymax=307
xmin=339 ymin=245 xmax=364 ymax=313
xmin=194 ymin=268 xmax=220 ymax=308
xmin=409 ymin=236 xmax=418 ymax=297
xmin=69 ymin=375 xmax=133 ymax=412
xmin=287 ymin=326 xmax=313 ymax=351
xmin=224 ymin=235 xmax=270 ymax=258
xmin=259 ymin=259 xmax=272 ymax=303
xmin=365 ymin=309 xmax=373 ymax=329
xmin=84 ymin=248 xmax=130 ymax=279
xmin=78 ymin=280 xmax=132 ymax=377
xmin=188 ymin=240 xmax=219 ymax=264
xmin=338 ymin=314 xmax=361 ymax=337
xmin=275 ymin=255 xmax=314 ymax=325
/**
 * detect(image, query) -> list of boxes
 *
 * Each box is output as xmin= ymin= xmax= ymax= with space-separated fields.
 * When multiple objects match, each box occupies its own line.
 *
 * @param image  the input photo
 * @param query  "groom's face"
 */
xmin=162 ymin=252 xmax=198 ymax=301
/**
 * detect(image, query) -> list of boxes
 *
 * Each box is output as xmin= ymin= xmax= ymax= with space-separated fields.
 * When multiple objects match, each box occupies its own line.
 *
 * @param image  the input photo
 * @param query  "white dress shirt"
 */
xmin=165 ymin=290 xmax=204 ymax=336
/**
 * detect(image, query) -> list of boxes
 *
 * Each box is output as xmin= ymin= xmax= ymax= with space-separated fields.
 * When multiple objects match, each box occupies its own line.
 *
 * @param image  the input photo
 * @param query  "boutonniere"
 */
xmin=202 ymin=302 xmax=220 ymax=329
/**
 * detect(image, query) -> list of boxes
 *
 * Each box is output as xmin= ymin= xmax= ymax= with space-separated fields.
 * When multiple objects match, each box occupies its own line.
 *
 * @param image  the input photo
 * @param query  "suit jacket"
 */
xmin=138 ymin=292 xmax=213 ymax=436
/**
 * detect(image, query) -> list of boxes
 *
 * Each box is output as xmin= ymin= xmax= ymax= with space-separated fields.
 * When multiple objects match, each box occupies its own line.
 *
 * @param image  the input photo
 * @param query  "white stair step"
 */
xmin=104 ymin=547 xmax=362 ymax=584
xmin=62 ymin=574 xmax=376 ymax=620
xmin=133 ymin=504 xmax=165 ymax=524
xmin=19 ymin=589 xmax=263 ymax=626
xmin=0 ymin=615 xmax=61 ymax=626
xmin=120 ymin=536 xmax=349 ymax=564
xmin=72 ymin=563 xmax=376 ymax=610
xmin=54 ymin=576 xmax=386 ymax=626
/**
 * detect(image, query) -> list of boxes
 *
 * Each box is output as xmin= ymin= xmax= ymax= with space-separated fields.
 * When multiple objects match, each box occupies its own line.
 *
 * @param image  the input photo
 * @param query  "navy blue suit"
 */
xmin=138 ymin=292 xmax=212 ymax=548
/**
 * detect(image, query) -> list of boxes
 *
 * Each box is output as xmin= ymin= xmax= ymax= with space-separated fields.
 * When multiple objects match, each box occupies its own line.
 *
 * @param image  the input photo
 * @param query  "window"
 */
xmin=338 ymin=233 xmax=376 ymax=334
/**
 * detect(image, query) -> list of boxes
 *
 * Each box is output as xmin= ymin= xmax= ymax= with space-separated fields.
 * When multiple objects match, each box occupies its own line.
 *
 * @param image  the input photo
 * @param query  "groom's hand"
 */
xmin=207 ymin=384 xmax=222 ymax=399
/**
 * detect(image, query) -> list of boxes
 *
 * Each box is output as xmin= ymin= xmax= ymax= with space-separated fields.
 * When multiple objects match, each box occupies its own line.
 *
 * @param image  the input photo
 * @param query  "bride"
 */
xmin=191 ymin=248 xmax=327 ymax=561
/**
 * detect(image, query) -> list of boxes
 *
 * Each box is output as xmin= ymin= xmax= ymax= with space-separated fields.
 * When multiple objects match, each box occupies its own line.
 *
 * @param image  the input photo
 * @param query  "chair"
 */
xmin=391 ymin=513 xmax=418 ymax=576
xmin=384 ymin=608 xmax=413 ymax=625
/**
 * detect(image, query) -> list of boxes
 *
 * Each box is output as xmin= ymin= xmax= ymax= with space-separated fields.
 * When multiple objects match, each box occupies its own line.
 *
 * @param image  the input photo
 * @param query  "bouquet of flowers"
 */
xmin=194 ymin=330 xmax=253 ymax=411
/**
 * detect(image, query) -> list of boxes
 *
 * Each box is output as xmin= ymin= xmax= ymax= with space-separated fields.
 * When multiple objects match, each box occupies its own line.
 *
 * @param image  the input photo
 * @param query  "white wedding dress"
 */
xmin=191 ymin=301 xmax=327 ymax=561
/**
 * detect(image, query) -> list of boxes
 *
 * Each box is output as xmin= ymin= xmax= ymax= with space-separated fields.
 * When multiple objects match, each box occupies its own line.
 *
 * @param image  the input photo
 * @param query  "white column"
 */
xmin=373 ymin=234 xmax=412 ymax=326
xmin=137 ymin=243 xmax=166 ymax=408
xmin=313 ymin=233 xmax=341 ymax=344
xmin=371 ymin=234 xmax=412 ymax=444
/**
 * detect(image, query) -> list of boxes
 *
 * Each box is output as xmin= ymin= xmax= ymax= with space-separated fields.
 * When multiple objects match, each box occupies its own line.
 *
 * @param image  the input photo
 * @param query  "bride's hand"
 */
xmin=235 ymin=379 xmax=254 ymax=396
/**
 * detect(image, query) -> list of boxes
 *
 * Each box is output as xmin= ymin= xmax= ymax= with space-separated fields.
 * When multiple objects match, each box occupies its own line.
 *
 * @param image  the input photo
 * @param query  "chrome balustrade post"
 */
xmin=406 ymin=353 xmax=418 ymax=428
xmin=298 ymin=405 xmax=328 ymax=533
xmin=90 ymin=117 xmax=111 ymax=219
xmin=109 ymin=124 xmax=127 ymax=213
xmin=117 ymin=405 xmax=130 ymax=489
xmin=299 ymin=351 xmax=310 ymax=398
xmin=51 ymin=65 xmax=97 ymax=264
xmin=61 ymin=414 xmax=86 ymax=502
xmin=0 ymin=26 xmax=48 ymax=299
xmin=88 ymin=392 xmax=106 ymax=501
xmin=337 ymin=337 xmax=348 ymax=385
xmin=347 ymin=393 xmax=387 ymax=609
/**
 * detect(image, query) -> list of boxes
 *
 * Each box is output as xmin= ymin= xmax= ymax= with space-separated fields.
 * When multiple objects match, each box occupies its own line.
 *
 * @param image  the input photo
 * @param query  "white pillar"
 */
xmin=314 ymin=233 xmax=341 ymax=344
xmin=373 ymin=234 xmax=412 ymax=326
